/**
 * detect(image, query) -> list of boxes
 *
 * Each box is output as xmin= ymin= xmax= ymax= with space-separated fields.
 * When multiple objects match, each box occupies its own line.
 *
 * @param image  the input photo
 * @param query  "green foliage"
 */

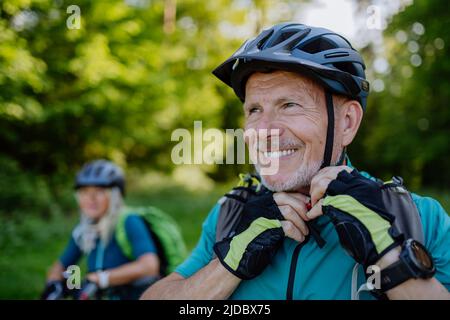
xmin=0 ymin=0 xmax=249 ymax=177
xmin=0 ymin=155 xmax=77 ymax=250
xmin=0 ymin=156 xmax=52 ymax=216
xmin=350 ymin=0 xmax=450 ymax=189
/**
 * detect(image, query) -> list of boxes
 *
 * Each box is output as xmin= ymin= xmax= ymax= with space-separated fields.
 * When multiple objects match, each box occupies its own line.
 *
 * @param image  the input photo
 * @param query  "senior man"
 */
xmin=142 ymin=23 xmax=450 ymax=300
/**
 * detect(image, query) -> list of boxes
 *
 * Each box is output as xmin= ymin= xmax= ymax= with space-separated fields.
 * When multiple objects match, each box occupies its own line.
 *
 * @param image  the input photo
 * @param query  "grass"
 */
xmin=0 ymin=182 xmax=448 ymax=299
xmin=0 ymin=214 xmax=78 ymax=299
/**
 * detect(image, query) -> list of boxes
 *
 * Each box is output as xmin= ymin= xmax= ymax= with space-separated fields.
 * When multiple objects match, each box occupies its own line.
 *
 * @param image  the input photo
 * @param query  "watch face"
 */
xmin=410 ymin=240 xmax=433 ymax=270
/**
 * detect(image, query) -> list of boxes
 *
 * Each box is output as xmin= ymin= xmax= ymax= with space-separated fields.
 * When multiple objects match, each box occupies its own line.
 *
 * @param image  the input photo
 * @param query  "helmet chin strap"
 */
xmin=321 ymin=90 xmax=347 ymax=168
xmin=321 ymin=90 xmax=335 ymax=169
xmin=307 ymin=89 xmax=341 ymax=249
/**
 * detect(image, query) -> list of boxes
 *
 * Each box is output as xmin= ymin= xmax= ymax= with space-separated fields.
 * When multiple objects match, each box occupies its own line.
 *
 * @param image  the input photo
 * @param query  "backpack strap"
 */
xmin=215 ymin=173 xmax=264 ymax=243
xmin=115 ymin=211 xmax=134 ymax=260
xmin=379 ymin=176 xmax=424 ymax=244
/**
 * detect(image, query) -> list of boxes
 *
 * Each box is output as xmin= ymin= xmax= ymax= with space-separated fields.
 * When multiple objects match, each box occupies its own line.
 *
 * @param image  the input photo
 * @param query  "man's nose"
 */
xmin=255 ymin=113 xmax=285 ymax=138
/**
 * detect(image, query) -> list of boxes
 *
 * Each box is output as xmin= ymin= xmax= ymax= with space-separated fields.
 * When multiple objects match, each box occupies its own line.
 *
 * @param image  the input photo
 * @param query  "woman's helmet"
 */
xmin=74 ymin=159 xmax=125 ymax=196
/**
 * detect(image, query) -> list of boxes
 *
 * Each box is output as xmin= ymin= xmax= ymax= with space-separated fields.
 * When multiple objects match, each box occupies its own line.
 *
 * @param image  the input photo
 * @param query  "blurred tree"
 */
xmin=350 ymin=0 xmax=449 ymax=189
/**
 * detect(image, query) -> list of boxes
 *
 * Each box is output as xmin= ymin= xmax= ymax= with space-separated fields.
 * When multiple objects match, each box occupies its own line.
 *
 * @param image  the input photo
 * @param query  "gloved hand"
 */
xmin=322 ymin=169 xmax=404 ymax=270
xmin=213 ymin=193 xmax=285 ymax=280
xmin=40 ymin=280 xmax=65 ymax=300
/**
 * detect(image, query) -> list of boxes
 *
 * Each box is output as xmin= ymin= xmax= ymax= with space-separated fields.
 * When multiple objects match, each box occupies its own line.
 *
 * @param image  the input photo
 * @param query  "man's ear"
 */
xmin=340 ymin=100 xmax=363 ymax=147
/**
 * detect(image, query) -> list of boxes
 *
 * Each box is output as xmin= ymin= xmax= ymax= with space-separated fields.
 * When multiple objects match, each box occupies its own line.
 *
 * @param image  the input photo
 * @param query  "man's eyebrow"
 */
xmin=274 ymin=97 xmax=305 ymax=106
xmin=244 ymin=97 xmax=303 ymax=110
xmin=244 ymin=95 xmax=310 ymax=110
xmin=274 ymin=97 xmax=291 ymax=105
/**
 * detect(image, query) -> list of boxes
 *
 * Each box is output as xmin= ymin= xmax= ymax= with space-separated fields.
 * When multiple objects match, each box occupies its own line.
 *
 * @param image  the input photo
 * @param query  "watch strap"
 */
xmin=379 ymin=258 xmax=415 ymax=293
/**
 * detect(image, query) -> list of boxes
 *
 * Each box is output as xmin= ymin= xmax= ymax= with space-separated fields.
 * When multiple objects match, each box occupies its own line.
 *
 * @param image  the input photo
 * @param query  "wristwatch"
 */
xmin=374 ymin=239 xmax=435 ymax=296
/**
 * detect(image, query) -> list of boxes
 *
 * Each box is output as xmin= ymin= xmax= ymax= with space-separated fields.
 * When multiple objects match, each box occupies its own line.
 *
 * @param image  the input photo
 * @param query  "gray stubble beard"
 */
xmin=256 ymin=153 xmax=323 ymax=193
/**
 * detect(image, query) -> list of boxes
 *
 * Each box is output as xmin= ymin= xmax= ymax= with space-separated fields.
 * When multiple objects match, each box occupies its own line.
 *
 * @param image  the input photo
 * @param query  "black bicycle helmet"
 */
xmin=74 ymin=159 xmax=125 ymax=196
xmin=213 ymin=22 xmax=370 ymax=167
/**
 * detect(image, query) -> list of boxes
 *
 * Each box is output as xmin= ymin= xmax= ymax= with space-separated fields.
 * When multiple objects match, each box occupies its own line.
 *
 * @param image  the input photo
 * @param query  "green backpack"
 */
xmin=115 ymin=206 xmax=187 ymax=276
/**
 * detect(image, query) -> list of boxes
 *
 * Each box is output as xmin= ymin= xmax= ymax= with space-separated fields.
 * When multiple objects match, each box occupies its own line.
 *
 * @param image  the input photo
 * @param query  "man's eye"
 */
xmin=248 ymin=107 xmax=261 ymax=114
xmin=284 ymin=102 xmax=299 ymax=109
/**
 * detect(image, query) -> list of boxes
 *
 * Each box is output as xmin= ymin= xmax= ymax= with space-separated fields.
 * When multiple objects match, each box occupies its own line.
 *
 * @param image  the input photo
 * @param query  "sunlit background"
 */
xmin=0 ymin=0 xmax=448 ymax=298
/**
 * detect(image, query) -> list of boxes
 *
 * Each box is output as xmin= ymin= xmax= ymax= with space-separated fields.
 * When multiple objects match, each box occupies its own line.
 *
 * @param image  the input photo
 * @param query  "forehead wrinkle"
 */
xmin=246 ymin=71 xmax=324 ymax=106
xmin=245 ymin=72 xmax=284 ymax=94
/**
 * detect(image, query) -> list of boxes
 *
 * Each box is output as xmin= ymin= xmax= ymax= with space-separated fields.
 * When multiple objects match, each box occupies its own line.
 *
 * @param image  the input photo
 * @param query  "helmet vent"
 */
xmin=300 ymin=38 xmax=335 ymax=53
xmin=269 ymin=30 xmax=298 ymax=48
xmin=94 ymin=166 xmax=103 ymax=177
xmin=332 ymin=62 xmax=357 ymax=75
xmin=325 ymin=51 xmax=349 ymax=58
xmin=83 ymin=166 xmax=93 ymax=177
xmin=257 ymin=30 xmax=274 ymax=49
xmin=108 ymin=169 xmax=116 ymax=178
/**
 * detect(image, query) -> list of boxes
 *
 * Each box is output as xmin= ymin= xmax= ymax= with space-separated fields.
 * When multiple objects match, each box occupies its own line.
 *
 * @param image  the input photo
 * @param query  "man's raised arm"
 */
xmin=140 ymin=259 xmax=240 ymax=300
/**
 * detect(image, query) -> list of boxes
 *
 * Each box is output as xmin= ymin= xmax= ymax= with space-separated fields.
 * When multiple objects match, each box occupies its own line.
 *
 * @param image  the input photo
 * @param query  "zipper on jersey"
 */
xmin=286 ymin=235 xmax=310 ymax=300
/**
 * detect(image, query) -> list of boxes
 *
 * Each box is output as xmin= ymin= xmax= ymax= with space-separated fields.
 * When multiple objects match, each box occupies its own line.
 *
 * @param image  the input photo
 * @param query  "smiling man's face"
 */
xmin=244 ymin=70 xmax=335 ymax=193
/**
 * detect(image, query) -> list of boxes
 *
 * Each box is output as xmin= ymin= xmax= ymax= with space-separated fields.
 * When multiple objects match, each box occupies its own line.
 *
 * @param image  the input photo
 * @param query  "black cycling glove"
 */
xmin=214 ymin=193 xmax=285 ymax=280
xmin=322 ymin=169 xmax=404 ymax=270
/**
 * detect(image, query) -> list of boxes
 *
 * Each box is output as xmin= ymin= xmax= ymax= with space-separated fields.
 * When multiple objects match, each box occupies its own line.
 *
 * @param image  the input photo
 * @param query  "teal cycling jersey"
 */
xmin=60 ymin=215 xmax=157 ymax=272
xmin=175 ymin=168 xmax=450 ymax=300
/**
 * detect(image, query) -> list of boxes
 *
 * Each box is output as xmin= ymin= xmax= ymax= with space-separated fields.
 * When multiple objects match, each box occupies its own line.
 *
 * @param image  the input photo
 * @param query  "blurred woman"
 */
xmin=42 ymin=160 xmax=160 ymax=300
